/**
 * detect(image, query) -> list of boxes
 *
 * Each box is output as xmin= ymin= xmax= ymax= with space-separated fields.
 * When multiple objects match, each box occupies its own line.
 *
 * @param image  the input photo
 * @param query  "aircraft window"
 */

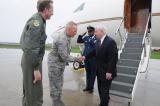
xmin=74 ymin=3 xmax=85 ymax=13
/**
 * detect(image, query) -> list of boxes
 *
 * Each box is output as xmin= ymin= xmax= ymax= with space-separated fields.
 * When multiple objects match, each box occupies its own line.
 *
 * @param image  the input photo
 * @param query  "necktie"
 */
xmin=97 ymin=40 xmax=101 ymax=48
xmin=96 ymin=40 xmax=101 ymax=54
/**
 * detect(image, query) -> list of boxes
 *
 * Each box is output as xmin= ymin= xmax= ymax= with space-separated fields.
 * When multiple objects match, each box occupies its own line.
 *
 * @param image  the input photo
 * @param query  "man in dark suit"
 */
xmin=82 ymin=25 xmax=118 ymax=106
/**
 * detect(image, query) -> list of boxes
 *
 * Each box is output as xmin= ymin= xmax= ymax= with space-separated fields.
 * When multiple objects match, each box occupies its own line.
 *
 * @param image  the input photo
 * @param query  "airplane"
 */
xmin=52 ymin=0 xmax=160 ymax=105
xmin=54 ymin=0 xmax=160 ymax=48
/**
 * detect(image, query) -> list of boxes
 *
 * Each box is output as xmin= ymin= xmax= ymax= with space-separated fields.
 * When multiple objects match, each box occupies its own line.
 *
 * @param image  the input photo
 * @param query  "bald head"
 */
xmin=65 ymin=21 xmax=77 ymax=37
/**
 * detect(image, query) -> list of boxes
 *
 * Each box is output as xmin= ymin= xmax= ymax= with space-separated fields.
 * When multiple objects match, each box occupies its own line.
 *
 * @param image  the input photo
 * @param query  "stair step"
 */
xmin=125 ymin=43 xmax=143 ymax=49
xmin=123 ymin=48 xmax=143 ymax=54
xmin=117 ymin=73 xmax=136 ymax=78
xmin=112 ymin=81 xmax=134 ymax=87
xmin=126 ymin=37 xmax=143 ymax=43
xmin=120 ymin=53 xmax=141 ymax=60
xmin=110 ymin=83 xmax=133 ymax=95
xmin=114 ymin=74 xmax=136 ymax=84
xmin=110 ymin=90 xmax=131 ymax=99
xmin=126 ymin=39 xmax=142 ymax=44
xmin=117 ymin=66 xmax=138 ymax=75
xmin=118 ymin=59 xmax=140 ymax=68
xmin=128 ymin=33 xmax=144 ymax=38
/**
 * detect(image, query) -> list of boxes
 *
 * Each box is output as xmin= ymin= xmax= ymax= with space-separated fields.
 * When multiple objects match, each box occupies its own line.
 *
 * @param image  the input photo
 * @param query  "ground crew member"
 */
xmin=20 ymin=1 xmax=53 ymax=106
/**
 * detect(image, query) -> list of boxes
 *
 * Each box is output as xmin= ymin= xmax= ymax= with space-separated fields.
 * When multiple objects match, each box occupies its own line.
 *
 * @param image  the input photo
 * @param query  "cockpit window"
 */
xmin=74 ymin=3 xmax=85 ymax=13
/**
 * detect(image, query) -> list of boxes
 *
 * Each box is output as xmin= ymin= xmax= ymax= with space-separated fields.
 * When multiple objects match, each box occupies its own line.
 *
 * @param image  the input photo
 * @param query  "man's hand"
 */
xmin=106 ymin=73 xmax=112 ymax=80
xmin=33 ymin=70 xmax=41 ymax=84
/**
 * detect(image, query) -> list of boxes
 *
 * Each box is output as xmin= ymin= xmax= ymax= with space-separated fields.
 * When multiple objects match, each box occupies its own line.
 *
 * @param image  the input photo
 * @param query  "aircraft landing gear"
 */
xmin=73 ymin=61 xmax=84 ymax=70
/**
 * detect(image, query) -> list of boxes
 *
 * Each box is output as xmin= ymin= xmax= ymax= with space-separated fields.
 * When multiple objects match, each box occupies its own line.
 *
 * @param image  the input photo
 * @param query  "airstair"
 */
xmin=110 ymin=14 xmax=151 ymax=106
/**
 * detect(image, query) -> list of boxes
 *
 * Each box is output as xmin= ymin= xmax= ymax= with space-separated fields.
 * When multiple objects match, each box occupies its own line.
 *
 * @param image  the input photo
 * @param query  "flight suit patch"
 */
xmin=33 ymin=20 xmax=40 ymax=27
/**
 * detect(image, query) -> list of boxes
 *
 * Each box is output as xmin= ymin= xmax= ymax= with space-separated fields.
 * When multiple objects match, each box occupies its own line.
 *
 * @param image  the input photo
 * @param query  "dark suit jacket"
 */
xmin=86 ymin=35 xmax=118 ymax=81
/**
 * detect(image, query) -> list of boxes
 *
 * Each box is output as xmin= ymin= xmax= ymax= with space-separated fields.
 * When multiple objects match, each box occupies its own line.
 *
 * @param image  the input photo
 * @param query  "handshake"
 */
xmin=77 ymin=56 xmax=85 ymax=62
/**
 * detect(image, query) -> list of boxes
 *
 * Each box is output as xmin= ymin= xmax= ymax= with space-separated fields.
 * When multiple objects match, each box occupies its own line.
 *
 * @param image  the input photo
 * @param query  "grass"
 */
xmin=0 ymin=44 xmax=80 ymax=53
xmin=71 ymin=47 xmax=80 ymax=53
xmin=0 ymin=44 xmax=20 ymax=49
xmin=151 ymin=51 xmax=160 ymax=59
xmin=0 ymin=44 xmax=160 ymax=59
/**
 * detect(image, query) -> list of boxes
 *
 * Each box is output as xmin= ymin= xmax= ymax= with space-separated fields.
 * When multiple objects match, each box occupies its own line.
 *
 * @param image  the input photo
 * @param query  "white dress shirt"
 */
xmin=100 ymin=35 xmax=106 ymax=45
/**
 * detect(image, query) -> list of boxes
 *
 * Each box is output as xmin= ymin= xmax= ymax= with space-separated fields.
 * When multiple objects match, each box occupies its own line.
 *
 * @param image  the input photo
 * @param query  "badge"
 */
xmin=33 ymin=20 xmax=40 ymax=27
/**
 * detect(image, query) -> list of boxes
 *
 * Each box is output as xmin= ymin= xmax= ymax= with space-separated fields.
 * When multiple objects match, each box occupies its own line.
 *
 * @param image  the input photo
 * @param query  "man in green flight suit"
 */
xmin=20 ymin=1 xmax=53 ymax=106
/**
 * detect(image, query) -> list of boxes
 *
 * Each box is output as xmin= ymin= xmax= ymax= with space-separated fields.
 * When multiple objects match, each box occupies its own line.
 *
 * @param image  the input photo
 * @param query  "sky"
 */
xmin=0 ymin=0 xmax=85 ymax=43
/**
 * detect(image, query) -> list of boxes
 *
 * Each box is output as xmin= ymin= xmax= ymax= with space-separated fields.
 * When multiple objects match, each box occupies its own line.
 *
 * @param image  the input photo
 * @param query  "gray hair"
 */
xmin=66 ymin=21 xmax=77 ymax=28
xmin=95 ymin=25 xmax=107 ymax=34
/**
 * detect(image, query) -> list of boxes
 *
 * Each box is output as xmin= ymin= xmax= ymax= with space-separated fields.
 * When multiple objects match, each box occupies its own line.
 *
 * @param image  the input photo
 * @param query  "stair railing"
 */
xmin=115 ymin=17 xmax=126 ymax=50
xmin=142 ymin=13 xmax=151 ymax=57
xmin=140 ymin=13 xmax=151 ymax=73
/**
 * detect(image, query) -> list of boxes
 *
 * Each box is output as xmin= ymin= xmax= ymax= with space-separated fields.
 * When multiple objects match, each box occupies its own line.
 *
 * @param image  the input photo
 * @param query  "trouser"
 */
xmin=84 ymin=58 xmax=96 ymax=90
xmin=48 ymin=60 xmax=65 ymax=106
xmin=97 ymin=78 xmax=112 ymax=106
xmin=21 ymin=53 xmax=43 ymax=106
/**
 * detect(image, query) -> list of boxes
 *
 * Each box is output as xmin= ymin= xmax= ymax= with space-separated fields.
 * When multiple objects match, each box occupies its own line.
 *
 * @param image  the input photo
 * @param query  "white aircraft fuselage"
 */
xmin=54 ymin=0 xmax=160 ymax=48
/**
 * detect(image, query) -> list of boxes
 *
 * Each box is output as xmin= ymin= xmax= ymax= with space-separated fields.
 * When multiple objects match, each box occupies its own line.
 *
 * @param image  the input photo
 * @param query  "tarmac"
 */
xmin=0 ymin=49 xmax=160 ymax=106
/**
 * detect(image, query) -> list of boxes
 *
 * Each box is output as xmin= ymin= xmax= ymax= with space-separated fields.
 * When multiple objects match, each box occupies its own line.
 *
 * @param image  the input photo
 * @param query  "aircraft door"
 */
xmin=124 ymin=0 xmax=152 ymax=33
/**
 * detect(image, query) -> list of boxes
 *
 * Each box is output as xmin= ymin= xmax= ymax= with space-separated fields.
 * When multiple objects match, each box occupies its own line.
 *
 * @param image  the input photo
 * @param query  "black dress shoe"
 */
xmin=83 ymin=88 xmax=89 ymax=92
xmin=88 ymin=90 xmax=94 ymax=94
